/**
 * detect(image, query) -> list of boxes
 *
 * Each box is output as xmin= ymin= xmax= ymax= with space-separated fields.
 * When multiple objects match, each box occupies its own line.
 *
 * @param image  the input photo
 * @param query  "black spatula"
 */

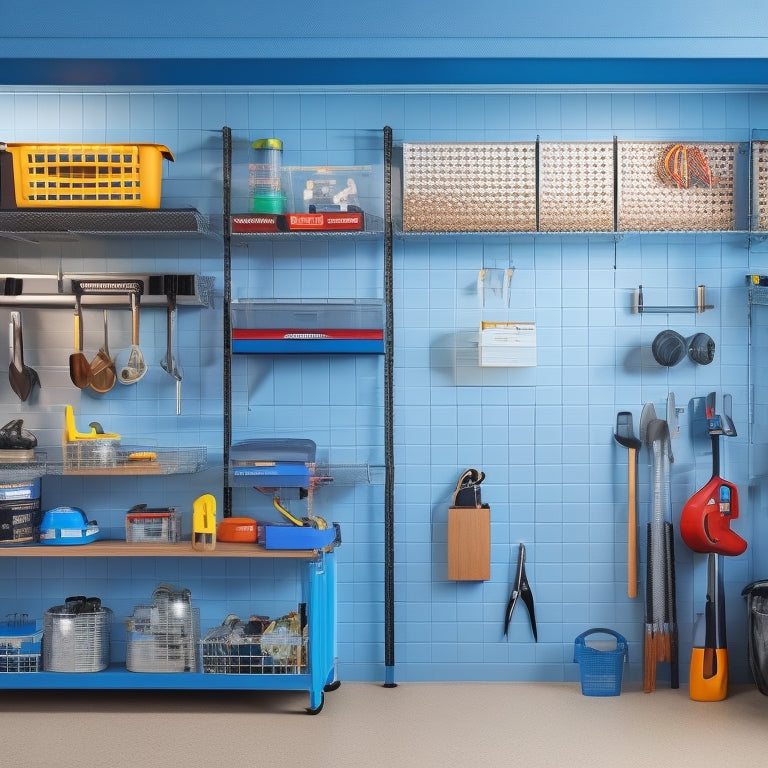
xmin=8 ymin=311 xmax=40 ymax=402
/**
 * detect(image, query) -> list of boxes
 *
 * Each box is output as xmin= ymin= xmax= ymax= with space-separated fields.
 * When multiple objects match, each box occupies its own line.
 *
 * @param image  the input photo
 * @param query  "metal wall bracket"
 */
xmin=632 ymin=284 xmax=714 ymax=314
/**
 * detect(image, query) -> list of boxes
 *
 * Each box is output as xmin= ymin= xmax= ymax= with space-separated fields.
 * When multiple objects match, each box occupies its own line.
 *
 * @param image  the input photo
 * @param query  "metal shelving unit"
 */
xmin=0 ymin=138 xmax=341 ymax=715
xmin=222 ymin=125 xmax=393 ymax=695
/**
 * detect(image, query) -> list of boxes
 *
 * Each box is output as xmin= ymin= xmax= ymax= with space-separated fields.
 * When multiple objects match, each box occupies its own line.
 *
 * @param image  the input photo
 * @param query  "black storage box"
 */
xmin=0 ymin=498 xmax=42 ymax=543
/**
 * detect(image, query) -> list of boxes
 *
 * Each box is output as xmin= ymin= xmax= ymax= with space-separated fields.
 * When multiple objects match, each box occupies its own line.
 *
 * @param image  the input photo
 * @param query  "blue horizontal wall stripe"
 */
xmin=3 ymin=57 xmax=768 ymax=86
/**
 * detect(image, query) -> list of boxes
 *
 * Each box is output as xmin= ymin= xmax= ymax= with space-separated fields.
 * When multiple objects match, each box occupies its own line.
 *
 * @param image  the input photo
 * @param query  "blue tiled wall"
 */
xmin=1 ymin=88 xmax=767 ymax=685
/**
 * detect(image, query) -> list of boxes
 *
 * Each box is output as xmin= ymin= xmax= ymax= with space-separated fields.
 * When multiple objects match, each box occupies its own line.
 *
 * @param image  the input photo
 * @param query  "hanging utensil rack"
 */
xmin=0 ymin=273 xmax=214 ymax=308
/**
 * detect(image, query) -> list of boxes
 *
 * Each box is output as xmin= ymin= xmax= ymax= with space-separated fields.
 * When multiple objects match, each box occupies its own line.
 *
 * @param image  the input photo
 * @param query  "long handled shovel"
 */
xmin=614 ymin=411 xmax=641 ymax=598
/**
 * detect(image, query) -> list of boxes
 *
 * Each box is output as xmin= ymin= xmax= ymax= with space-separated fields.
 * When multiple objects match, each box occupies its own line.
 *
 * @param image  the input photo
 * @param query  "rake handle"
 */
xmin=627 ymin=447 xmax=638 ymax=599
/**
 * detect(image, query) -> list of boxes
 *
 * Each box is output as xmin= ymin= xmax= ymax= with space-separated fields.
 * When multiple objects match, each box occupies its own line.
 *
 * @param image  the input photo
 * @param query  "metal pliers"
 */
xmin=504 ymin=542 xmax=538 ymax=641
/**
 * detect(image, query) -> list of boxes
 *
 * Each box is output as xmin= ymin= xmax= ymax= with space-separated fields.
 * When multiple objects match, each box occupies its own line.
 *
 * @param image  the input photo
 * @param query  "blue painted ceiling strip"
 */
xmin=2 ymin=57 xmax=768 ymax=86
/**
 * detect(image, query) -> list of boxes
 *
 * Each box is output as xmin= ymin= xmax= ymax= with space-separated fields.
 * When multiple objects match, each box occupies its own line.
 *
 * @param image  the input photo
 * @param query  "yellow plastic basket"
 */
xmin=3 ymin=143 xmax=174 ymax=208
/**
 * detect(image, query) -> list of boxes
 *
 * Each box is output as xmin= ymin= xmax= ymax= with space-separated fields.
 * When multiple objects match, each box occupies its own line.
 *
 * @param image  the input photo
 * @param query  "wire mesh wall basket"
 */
xmin=617 ymin=141 xmax=741 ymax=231
xmin=43 ymin=600 xmax=112 ymax=672
xmin=126 ymin=585 xmax=199 ymax=672
xmin=402 ymin=142 xmax=537 ymax=232
xmin=538 ymin=142 xmax=615 ymax=232
xmin=574 ymin=628 xmax=628 ymax=696
xmin=752 ymin=140 xmax=768 ymax=232
xmin=0 ymin=615 xmax=43 ymax=672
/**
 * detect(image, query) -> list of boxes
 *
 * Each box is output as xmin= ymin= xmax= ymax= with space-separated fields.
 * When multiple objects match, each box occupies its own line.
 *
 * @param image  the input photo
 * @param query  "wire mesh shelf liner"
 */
xmin=402 ymin=142 xmax=537 ymax=232
xmin=617 ymin=142 xmax=738 ymax=231
xmin=752 ymin=141 xmax=768 ymax=232
xmin=538 ymin=142 xmax=615 ymax=232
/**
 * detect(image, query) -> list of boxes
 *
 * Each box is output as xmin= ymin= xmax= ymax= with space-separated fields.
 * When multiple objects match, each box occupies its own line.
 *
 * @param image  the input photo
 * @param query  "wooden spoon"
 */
xmin=89 ymin=309 xmax=116 ymax=393
xmin=69 ymin=293 xmax=93 ymax=389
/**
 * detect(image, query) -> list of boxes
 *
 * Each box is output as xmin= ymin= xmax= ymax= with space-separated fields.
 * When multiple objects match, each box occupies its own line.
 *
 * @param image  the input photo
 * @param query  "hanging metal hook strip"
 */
xmin=0 ymin=273 xmax=213 ymax=308
xmin=71 ymin=279 xmax=144 ymax=296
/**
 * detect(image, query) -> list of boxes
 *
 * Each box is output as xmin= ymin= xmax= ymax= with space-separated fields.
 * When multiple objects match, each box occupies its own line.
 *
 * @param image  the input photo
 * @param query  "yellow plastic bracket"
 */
xmin=64 ymin=405 xmax=121 ymax=442
xmin=192 ymin=493 xmax=217 ymax=551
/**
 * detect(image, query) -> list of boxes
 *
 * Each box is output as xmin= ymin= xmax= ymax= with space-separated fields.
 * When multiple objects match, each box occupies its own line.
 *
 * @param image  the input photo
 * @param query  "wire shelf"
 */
xmin=63 ymin=444 xmax=207 ymax=475
xmin=0 ymin=452 xmax=49 ymax=483
xmin=0 ymin=208 xmax=210 ymax=236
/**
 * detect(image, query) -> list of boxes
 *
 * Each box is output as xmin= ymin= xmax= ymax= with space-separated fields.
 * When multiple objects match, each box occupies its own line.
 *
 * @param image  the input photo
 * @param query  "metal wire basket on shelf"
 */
xmin=126 ymin=584 xmax=199 ymax=673
xmin=0 ymin=614 xmax=43 ymax=672
xmin=43 ymin=599 xmax=112 ymax=672
xmin=200 ymin=613 xmax=306 ymax=675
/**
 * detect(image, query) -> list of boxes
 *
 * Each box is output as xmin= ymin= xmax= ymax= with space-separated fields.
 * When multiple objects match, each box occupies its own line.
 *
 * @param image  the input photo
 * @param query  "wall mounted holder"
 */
xmin=0 ymin=273 xmax=214 ymax=309
xmin=632 ymin=284 xmax=714 ymax=314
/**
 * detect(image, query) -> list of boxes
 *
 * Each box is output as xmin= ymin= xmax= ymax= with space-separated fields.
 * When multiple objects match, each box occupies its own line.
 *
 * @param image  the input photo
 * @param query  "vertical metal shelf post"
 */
xmin=222 ymin=126 xmax=233 ymax=518
xmin=383 ymin=126 xmax=396 ymax=687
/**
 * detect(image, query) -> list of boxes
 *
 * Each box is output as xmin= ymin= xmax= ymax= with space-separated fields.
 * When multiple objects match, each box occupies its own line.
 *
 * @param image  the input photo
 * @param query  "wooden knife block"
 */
xmin=447 ymin=506 xmax=490 ymax=581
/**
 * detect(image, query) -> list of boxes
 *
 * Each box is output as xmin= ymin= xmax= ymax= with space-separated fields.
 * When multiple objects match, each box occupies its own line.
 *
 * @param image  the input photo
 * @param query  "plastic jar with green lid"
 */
xmin=250 ymin=138 xmax=285 ymax=213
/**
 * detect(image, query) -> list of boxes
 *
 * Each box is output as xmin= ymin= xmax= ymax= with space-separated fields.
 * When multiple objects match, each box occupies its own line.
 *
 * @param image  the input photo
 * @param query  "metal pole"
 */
xmin=222 ymin=126 xmax=233 ymax=519
xmin=383 ymin=126 xmax=396 ymax=687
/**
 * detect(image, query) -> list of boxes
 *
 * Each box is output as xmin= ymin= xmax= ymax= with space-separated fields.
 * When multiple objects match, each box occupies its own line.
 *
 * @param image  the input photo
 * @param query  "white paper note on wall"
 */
xmin=479 ymin=321 xmax=537 ymax=367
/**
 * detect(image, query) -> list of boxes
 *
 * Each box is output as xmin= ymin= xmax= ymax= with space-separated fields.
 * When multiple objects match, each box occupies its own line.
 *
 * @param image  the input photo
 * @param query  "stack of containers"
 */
xmin=126 ymin=584 xmax=199 ymax=672
xmin=0 ymin=478 xmax=41 ymax=543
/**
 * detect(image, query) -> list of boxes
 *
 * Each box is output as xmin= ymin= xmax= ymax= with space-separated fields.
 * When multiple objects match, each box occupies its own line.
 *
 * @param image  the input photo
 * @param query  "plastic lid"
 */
xmin=252 ymin=138 xmax=283 ymax=150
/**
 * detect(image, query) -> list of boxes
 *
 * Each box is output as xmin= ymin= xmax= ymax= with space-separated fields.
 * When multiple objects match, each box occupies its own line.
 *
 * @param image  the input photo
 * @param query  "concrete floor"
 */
xmin=2 ymin=681 xmax=767 ymax=767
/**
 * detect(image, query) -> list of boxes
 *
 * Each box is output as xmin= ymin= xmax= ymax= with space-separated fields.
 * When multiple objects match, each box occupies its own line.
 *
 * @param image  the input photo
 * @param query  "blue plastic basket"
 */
xmin=574 ymin=628 xmax=628 ymax=696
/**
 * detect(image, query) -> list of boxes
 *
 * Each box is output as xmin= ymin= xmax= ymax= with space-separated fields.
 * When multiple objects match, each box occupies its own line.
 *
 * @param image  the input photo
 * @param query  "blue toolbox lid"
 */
xmin=231 ymin=438 xmax=316 ymax=463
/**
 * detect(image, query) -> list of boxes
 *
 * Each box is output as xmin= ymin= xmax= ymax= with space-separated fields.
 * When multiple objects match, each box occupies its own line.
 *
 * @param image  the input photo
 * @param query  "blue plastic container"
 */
xmin=574 ymin=628 xmax=628 ymax=696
